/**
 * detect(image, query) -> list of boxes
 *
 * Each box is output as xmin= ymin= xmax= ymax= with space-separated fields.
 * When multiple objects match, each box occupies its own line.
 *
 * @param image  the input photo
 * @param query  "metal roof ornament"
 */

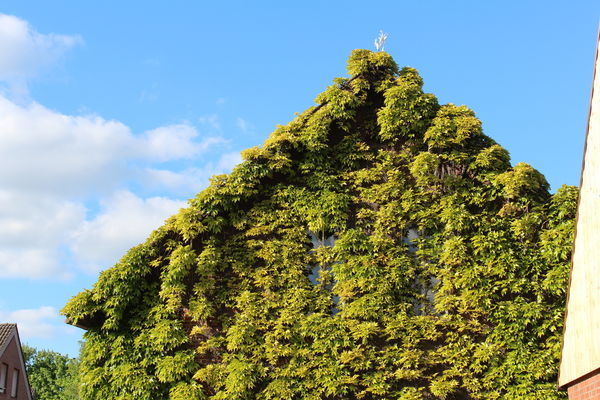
xmin=374 ymin=30 xmax=388 ymax=52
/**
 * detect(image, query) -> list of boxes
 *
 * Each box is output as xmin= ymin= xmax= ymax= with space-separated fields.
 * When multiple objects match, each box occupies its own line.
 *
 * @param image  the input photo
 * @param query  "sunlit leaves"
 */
xmin=63 ymin=49 xmax=574 ymax=400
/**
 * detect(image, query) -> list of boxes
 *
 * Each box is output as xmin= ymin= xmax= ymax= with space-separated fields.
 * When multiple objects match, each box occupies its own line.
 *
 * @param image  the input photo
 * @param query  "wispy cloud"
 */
xmin=198 ymin=114 xmax=220 ymax=130
xmin=0 ymin=14 xmax=81 ymax=96
xmin=139 ymin=88 xmax=159 ymax=103
xmin=236 ymin=117 xmax=253 ymax=133
xmin=139 ymin=124 xmax=224 ymax=162
xmin=0 ymin=306 xmax=59 ymax=339
xmin=143 ymin=151 xmax=242 ymax=195
xmin=142 ymin=58 xmax=160 ymax=68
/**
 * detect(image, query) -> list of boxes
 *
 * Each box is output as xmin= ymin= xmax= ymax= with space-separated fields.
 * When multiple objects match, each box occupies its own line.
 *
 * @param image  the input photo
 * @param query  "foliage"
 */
xmin=22 ymin=344 xmax=80 ymax=400
xmin=62 ymin=50 xmax=576 ymax=399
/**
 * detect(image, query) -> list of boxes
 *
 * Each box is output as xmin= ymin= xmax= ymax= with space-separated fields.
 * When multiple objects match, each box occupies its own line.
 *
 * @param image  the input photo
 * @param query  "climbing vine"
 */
xmin=62 ymin=50 xmax=576 ymax=400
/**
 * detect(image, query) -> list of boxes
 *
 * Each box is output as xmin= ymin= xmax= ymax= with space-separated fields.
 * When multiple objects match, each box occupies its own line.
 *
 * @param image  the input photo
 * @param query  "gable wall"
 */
xmin=0 ymin=337 xmax=30 ymax=400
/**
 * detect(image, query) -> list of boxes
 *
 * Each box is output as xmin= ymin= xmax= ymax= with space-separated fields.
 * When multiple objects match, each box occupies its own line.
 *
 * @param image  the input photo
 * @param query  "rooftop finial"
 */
xmin=374 ymin=30 xmax=388 ymax=52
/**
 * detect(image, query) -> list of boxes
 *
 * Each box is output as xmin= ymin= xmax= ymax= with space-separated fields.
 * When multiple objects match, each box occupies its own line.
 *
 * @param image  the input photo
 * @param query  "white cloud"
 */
xmin=0 ymin=191 xmax=84 ymax=279
xmin=0 ymin=96 xmax=224 ymax=196
xmin=0 ymin=249 xmax=67 ymax=280
xmin=0 ymin=306 xmax=58 ymax=339
xmin=65 ymin=152 xmax=241 ymax=273
xmin=0 ymin=97 xmax=131 ymax=195
xmin=145 ymin=168 xmax=195 ymax=190
xmin=0 ymin=14 xmax=81 ymax=94
xmin=139 ymin=124 xmax=223 ymax=162
xmin=0 ymin=92 xmax=228 ymax=278
xmin=0 ymin=191 xmax=84 ymax=247
xmin=143 ymin=151 xmax=242 ymax=195
xmin=218 ymin=151 xmax=243 ymax=170
xmin=70 ymin=191 xmax=187 ymax=271
xmin=0 ymin=16 xmax=236 ymax=279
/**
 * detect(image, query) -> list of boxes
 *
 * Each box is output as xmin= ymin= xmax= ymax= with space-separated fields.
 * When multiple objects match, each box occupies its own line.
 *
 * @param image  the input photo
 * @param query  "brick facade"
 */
xmin=567 ymin=369 xmax=600 ymax=400
xmin=0 ymin=325 xmax=32 ymax=400
xmin=0 ymin=338 xmax=29 ymax=400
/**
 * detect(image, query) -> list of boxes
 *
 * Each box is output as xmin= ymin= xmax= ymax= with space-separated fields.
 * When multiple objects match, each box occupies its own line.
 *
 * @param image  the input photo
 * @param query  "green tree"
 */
xmin=23 ymin=344 xmax=80 ymax=400
xmin=63 ymin=50 xmax=576 ymax=399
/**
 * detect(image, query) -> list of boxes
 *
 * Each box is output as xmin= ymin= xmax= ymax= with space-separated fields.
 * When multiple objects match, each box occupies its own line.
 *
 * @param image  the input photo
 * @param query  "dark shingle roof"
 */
xmin=0 ymin=324 xmax=16 ymax=347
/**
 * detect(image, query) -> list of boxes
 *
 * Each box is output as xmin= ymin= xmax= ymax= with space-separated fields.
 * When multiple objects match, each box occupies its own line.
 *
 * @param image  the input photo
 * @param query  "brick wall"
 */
xmin=568 ymin=370 xmax=600 ymax=399
xmin=0 ymin=337 xmax=30 ymax=400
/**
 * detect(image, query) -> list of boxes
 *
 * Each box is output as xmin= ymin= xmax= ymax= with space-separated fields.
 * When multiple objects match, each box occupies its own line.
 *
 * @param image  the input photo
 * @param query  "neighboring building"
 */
xmin=559 ymin=27 xmax=600 ymax=399
xmin=0 ymin=325 xmax=32 ymax=400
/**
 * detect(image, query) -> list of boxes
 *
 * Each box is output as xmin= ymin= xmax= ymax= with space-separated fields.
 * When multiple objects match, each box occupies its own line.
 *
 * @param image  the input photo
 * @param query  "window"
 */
xmin=10 ymin=368 xmax=18 ymax=398
xmin=308 ymin=231 xmax=340 ymax=313
xmin=404 ymin=228 xmax=439 ymax=315
xmin=0 ymin=363 xmax=7 ymax=393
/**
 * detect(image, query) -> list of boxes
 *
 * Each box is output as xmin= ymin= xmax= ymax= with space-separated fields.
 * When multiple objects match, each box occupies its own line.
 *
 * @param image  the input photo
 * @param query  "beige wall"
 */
xmin=559 ymin=29 xmax=600 ymax=388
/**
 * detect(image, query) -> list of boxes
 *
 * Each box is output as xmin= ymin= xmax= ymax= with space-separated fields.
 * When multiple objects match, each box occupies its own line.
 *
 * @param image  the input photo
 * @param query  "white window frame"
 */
xmin=0 ymin=363 xmax=7 ymax=393
xmin=10 ymin=368 xmax=18 ymax=398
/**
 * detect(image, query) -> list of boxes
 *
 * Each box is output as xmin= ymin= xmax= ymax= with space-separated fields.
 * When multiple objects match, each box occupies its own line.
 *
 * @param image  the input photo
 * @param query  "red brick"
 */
xmin=568 ymin=370 xmax=600 ymax=400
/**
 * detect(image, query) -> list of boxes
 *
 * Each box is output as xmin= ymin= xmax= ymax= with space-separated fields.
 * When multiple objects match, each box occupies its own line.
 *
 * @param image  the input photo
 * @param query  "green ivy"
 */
xmin=62 ymin=49 xmax=576 ymax=399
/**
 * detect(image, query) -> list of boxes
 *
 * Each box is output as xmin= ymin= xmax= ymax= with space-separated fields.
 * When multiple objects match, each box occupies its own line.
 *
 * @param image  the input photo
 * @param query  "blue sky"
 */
xmin=0 ymin=1 xmax=598 ymax=357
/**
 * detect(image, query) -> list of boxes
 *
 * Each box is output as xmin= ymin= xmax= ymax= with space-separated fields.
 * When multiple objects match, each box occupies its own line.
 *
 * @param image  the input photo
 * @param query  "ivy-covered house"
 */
xmin=0 ymin=324 xmax=33 ymax=400
xmin=64 ymin=50 xmax=577 ymax=400
xmin=559 ymin=27 xmax=600 ymax=400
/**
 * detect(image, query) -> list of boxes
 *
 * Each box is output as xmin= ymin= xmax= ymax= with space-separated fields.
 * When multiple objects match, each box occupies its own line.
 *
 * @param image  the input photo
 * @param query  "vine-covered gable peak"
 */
xmin=62 ymin=49 xmax=576 ymax=400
